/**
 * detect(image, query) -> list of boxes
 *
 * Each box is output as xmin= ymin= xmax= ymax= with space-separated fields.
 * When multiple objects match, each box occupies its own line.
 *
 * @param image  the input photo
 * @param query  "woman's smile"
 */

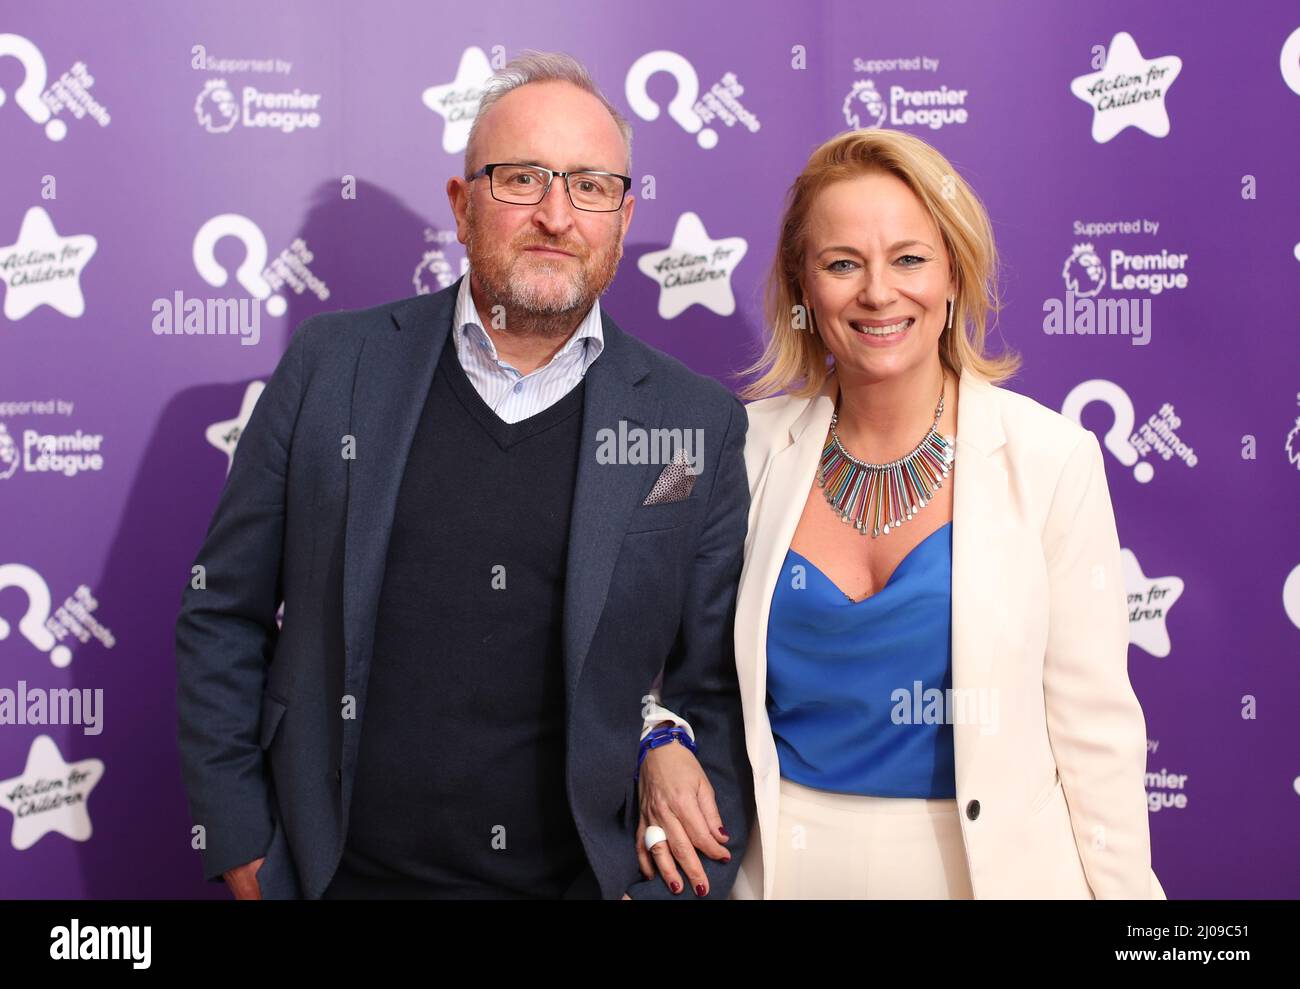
xmin=848 ymin=316 xmax=914 ymax=344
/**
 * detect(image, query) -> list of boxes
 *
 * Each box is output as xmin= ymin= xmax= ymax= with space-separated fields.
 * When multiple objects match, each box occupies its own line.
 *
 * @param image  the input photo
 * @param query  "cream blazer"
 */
xmin=728 ymin=366 xmax=1165 ymax=899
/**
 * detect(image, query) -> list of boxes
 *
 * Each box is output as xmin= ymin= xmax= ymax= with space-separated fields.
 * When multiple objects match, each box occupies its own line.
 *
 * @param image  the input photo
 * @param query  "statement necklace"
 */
xmin=817 ymin=382 xmax=955 ymax=537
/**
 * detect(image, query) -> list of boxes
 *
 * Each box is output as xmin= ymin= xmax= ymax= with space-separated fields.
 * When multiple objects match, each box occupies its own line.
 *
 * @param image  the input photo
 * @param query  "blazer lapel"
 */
xmin=735 ymin=377 xmax=835 ymax=743
xmin=949 ymin=365 xmax=1008 ymax=792
xmin=340 ymin=281 xmax=454 ymax=787
xmin=561 ymin=312 xmax=662 ymax=708
xmin=733 ymin=376 xmax=834 ymax=900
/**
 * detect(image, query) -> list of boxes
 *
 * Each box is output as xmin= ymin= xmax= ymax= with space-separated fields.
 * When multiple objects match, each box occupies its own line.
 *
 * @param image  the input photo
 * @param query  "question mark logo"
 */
xmin=1281 ymin=26 xmax=1300 ymax=97
xmin=1284 ymin=564 xmax=1300 ymax=630
xmin=192 ymin=214 xmax=285 ymax=317
xmin=0 ymin=34 xmax=66 ymax=141
xmin=625 ymin=51 xmax=717 ymax=150
xmin=1061 ymin=379 xmax=1154 ymax=483
xmin=0 ymin=563 xmax=72 ymax=667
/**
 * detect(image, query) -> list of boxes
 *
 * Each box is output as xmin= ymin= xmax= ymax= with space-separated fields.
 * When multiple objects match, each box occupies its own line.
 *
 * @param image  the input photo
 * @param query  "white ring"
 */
xmin=643 ymin=826 xmax=668 ymax=851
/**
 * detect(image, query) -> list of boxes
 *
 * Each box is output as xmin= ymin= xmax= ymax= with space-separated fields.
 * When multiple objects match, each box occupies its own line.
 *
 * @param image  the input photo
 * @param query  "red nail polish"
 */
xmin=719 ymin=827 xmax=730 ymax=837
xmin=695 ymin=883 xmax=706 ymax=897
xmin=670 ymin=881 xmax=681 ymax=894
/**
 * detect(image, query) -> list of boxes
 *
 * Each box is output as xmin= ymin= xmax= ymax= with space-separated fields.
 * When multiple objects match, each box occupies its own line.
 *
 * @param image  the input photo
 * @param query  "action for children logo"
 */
xmin=1061 ymin=379 xmax=1197 ymax=486
xmin=0 ymin=563 xmax=115 ymax=669
xmin=842 ymin=54 xmax=968 ymax=131
xmin=638 ymin=212 xmax=747 ymax=319
xmin=1122 ymin=550 xmax=1184 ymax=658
xmin=0 ymin=33 xmax=111 ymax=141
xmin=151 ymin=213 xmax=330 ymax=344
xmin=0 ymin=735 xmax=104 ymax=850
xmin=0 ymin=206 xmax=97 ymax=320
xmin=1070 ymin=31 xmax=1181 ymax=143
xmin=1045 ymin=223 xmax=1189 ymax=346
xmin=625 ymin=51 xmax=760 ymax=151
xmin=423 ymin=45 xmax=496 ymax=154
xmin=194 ymin=76 xmax=322 ymax=134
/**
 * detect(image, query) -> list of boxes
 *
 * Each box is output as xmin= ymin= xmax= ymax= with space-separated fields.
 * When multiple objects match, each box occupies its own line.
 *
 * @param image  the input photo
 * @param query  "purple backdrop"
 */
xmin=1 ymin=0 xmax=1297 ymax=898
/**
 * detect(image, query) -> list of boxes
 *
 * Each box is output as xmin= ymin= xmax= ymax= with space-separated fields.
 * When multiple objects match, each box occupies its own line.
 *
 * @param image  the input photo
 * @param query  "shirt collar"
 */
xmin=453 ymin=267 xmax=605 ymax=369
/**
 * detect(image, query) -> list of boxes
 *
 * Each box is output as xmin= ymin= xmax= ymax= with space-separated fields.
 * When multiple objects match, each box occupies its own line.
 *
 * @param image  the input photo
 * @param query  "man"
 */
xmin=174 ymin=51 xmax=753 ymax=900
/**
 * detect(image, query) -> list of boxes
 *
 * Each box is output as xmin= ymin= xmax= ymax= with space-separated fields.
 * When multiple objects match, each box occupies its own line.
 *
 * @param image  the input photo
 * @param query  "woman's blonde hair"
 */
xmin=740 ymin=127 xmax=1020 ymax=399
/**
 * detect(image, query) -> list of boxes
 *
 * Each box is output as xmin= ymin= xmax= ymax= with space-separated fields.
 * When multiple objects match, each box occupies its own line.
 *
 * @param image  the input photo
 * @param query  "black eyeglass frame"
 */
xmin=467 ymin=162 xmax=632 ymax=212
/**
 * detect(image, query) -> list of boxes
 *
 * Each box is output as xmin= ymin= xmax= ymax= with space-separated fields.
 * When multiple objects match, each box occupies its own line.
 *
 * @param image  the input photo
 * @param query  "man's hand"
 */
xmin=223 ymin=857 xmax=265 ymax=900
xmin=635 ymin=740 xmax=731 ymax=896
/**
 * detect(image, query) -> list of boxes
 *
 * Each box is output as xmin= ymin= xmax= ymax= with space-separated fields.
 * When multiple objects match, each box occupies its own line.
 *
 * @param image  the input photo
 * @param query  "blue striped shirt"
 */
xmin=451 ymin=268 xmax=605 ymax=424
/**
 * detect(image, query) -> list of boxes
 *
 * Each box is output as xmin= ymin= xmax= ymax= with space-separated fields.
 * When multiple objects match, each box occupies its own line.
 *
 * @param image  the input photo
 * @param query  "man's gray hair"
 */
xmin=464 ymin=50 xmax=633 ymax=179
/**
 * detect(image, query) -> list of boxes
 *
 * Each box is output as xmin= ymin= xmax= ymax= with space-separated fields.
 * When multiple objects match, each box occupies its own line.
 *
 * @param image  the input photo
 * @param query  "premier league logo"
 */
xmin=194 ymin=79 xmax=238 ymax=134
xmin=0 ymin=423 xmax=18 ymax=480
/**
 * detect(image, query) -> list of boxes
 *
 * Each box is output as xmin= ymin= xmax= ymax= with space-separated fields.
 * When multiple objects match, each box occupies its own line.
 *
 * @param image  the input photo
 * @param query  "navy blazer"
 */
xmin=174 ymin=275 xmax=754 ymax=899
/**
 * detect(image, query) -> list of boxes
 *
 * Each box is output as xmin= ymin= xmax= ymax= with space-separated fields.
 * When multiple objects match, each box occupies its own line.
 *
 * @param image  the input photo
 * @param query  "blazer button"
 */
xmin=965 ymin=799 xmax=980 ymax=821
xmin=334 ymin=768 xmax=342 ymax=784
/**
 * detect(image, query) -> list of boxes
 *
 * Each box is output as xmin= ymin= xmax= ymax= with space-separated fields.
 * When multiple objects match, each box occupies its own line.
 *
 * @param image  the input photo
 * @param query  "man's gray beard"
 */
xmin=498 ymin=255 xmax=587 ymax=315
xmin=466 ymin=236 xmax=621 ymax=338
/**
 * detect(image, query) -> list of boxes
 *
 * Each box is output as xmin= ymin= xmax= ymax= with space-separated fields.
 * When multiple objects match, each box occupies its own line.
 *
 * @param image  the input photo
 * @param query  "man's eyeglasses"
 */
xmin=468 ymin=162 xmax=632 ymax=213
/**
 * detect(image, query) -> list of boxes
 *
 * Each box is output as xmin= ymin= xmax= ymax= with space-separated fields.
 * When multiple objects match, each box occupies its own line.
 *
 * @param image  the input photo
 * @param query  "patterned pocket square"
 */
xmin=642 ymin=448 xmax=698 ymax=505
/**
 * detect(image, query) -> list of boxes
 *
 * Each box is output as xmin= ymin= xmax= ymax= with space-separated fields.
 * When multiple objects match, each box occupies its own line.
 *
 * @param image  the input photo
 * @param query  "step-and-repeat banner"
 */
xmin=1 ymin=0 xmax=1297 ymax=898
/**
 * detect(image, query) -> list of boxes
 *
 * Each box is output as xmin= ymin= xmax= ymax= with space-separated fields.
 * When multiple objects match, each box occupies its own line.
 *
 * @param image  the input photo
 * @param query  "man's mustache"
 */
xmin=517 ymin=241 xmax=584 ymax=258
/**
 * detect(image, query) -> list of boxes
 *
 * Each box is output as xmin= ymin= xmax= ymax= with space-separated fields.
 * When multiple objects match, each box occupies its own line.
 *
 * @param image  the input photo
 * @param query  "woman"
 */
xmin=633 ymin=128 xmax=1164 ymax=899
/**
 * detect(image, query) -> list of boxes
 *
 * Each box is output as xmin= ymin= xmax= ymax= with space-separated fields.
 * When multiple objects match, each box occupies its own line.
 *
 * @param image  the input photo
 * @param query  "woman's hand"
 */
xmin=635 ymin=739 xmax=732 ymax=896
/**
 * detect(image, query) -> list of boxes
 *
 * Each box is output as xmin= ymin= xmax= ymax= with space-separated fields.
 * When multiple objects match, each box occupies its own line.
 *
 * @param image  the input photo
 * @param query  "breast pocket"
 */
xmin=625 ymin=495 xmax=699 ymax=534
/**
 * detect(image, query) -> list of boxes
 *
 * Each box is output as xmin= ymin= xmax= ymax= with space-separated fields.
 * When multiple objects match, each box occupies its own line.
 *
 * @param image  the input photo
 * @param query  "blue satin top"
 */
xmin=765 ymin=520 xmax=957 ymax=798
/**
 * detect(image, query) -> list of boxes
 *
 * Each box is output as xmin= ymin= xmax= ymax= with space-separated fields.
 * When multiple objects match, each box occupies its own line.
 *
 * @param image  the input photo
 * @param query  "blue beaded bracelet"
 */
xmin=634 ymin=726 xmax=697 ymax=781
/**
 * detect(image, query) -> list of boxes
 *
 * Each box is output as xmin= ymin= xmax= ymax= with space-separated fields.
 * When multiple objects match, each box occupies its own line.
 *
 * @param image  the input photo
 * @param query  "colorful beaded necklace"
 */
xmin=817 ymin=379 xmax=955 ymax=537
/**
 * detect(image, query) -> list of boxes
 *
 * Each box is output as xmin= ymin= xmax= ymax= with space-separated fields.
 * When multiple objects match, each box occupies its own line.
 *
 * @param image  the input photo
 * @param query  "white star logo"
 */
xmin=0 ymin=735 xmax=104 ymax=850
xmin=1122 ymin=548 xmax=1185 ymax=658
xmin=1070 ymin=31 xmax=1182 ymax=142
xmin=421 ymin=46 xmax=494 ymax=154
xmin=205 ymin=381 xmax=265 ymax=473
xmin=0 ymin=206 xmax=97 ymax=319
xmin=637 ymin=212 xmax=747 ymax=319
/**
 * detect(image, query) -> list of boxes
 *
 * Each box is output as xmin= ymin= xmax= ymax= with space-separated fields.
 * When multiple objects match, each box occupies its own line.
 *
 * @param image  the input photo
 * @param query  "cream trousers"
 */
xmin=771 ymin=777 xmax=975 ymax=899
